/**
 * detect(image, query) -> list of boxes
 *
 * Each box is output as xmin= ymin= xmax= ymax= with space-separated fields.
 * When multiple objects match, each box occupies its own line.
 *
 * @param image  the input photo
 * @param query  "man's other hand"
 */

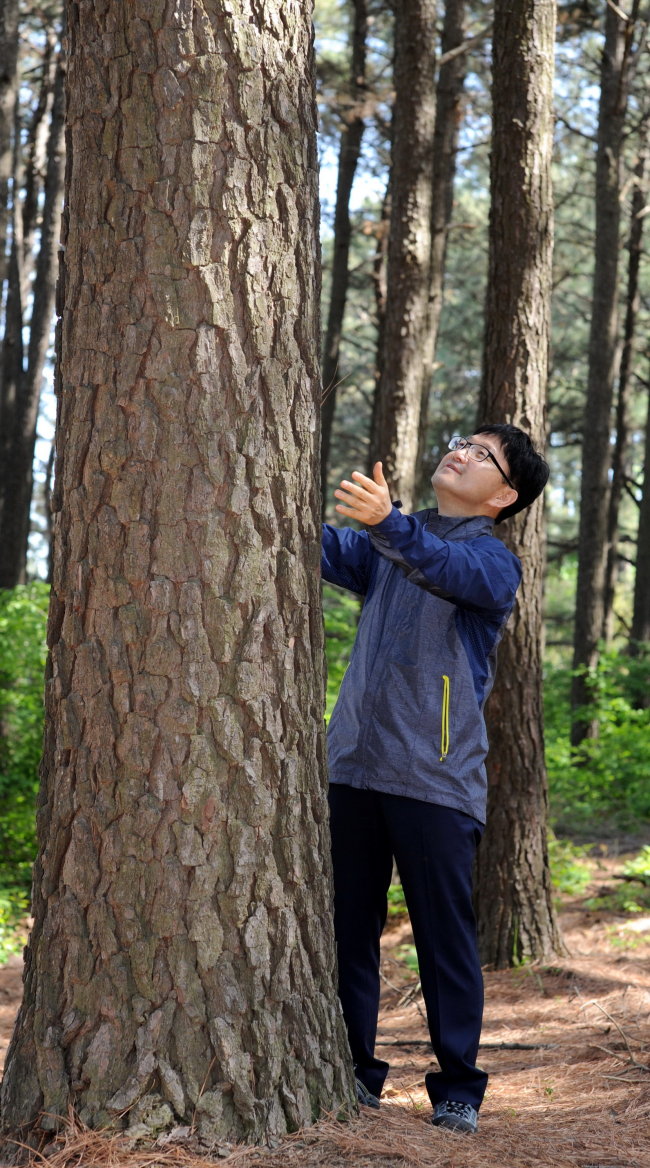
xmin=334 ymin=462 xmax=393 ymax=526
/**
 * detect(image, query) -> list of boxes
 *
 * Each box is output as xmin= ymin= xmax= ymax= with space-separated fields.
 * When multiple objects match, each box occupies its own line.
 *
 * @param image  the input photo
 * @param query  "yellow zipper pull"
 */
xmin=440 ymin=674 xmax=450 ymax=761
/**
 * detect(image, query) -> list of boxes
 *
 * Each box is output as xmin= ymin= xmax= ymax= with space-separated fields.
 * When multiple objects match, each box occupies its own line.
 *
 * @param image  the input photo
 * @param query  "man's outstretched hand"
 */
xmin=334 ymin=462 xmax=393 ymax=526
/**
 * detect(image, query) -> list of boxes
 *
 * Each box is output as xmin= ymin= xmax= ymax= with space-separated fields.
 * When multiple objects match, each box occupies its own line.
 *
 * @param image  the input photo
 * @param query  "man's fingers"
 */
xmin=334 ymin=464 xmax=390 ymax=525
xmin=350 ymin=470 xmax=379 ymax=491
xmin=372 ymin=461 xmax=387 ymax=486
xmin=336 ymin=480 xmax=372 ymax=500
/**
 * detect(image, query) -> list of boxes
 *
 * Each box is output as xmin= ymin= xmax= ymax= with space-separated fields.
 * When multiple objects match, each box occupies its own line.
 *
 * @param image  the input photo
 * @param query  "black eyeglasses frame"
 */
xmin=448 ymin=436 xmax=516 ymax=491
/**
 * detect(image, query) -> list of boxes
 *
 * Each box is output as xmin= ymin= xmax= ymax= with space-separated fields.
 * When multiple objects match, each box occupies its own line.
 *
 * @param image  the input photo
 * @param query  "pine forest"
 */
xmin=0 ymin=1 xmax=649 ymax=1164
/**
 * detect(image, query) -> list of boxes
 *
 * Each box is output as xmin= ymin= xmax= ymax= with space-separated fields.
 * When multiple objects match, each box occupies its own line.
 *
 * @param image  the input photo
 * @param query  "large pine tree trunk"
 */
xmin=570 ymin=2 xmax=639 ymax=743
xmin=320 ymin=0 xmax=368 ymax=502
xmin=370 ymin=0 xmax=436 ymax=512
xmin=1 ymin=0 xmax=354 ymax=1150
xmin=476 ymin=0 xmax=564 ymax=968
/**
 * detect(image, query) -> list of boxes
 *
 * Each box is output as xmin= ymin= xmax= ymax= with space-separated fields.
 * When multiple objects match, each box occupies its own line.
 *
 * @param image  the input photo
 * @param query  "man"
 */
xmin=322 ymin=424 xmax=549 ymax=1134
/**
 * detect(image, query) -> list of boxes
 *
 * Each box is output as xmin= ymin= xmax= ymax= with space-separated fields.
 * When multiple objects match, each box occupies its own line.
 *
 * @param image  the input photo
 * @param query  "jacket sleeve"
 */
xmin=322 ymin=524 xmax=375 ymax=596
xmin=368 ymin=508 xmax=521 ymax=613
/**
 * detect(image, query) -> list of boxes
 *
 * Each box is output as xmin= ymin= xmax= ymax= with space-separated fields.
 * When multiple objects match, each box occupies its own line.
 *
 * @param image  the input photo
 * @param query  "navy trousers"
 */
xmin=328 ymin=783 xmax=488 ymax=1110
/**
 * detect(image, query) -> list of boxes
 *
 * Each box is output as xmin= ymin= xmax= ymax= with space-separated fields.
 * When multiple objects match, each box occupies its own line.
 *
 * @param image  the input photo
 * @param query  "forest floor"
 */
xmin=1 ymin=845 xmax=650 ymax=1168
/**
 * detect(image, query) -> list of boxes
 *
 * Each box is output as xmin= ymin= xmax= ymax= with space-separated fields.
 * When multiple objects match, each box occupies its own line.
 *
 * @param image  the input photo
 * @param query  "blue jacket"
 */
xmin=322 ymin=507 xmax=522 ymax=823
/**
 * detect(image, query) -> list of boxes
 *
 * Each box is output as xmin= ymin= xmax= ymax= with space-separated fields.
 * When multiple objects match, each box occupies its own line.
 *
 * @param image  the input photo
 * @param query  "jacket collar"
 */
xmin=418 ymin=509 xmax=495 ymax=539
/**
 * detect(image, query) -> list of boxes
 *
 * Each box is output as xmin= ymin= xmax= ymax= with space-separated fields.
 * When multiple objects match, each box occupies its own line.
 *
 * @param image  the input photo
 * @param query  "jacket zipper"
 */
xmin=440 ymin=674 xmax=450 ymax=761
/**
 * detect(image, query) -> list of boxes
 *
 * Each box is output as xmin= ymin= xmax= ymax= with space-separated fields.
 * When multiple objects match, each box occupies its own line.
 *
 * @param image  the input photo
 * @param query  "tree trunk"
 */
xmin=320 ymin=0 xmax=368 ymax=503
xmin=367 ymin=177 xmax=390 ymax=475
xmin=415 ymin=0 xmax=467 ymax=503
xmin=602 ymin=127 xmax=648 ymax=642
xmin=630 ymin=382 xmax=650 ymax=667
xmin=0 ymin=54 xmax=65 ymax=590
xmin=570 ymin=1 xmax=639 ymax=743
xmin=1 ymin=0 xmax=354 ymax=1151
xmin=370 ymin=0 xmax=436 ymax=512
xmin=0 ymin=0 xmax=19 ymax=297
xmin=0 ymin=233 xmax=25 ymax=575
xmin=21 ymin=34 xmax=56 ymax=277
xmin=476 ymin=0 xmax=564 ymax=969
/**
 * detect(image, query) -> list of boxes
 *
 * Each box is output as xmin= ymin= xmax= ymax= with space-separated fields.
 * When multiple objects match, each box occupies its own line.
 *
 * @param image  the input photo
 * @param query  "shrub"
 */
xmin=323 ymin=583 xmax=359 ymax=720
xmin=0 ymin=582 xmax=49 ymax=892
xmin=547 ymin=833 xmax=591 ymax=894
xmin=545 ymin=650 xmax=650 ymax=831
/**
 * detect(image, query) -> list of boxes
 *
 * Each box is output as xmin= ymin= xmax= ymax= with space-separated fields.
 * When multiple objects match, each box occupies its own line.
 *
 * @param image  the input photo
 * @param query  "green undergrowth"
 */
xmin=0 ymin=887 xmax=30 ymax=963
xmin=547 ymin=834 xmax=591 ymax=895
xmin=545 ymin=649 xmax=650 ymax=833
xmin=396 ymin=943 xmax=420 ymax=974
xmin=0 ymin=582 xmax=49 ymax=963
xmin=0 ymin=582 xmax=49 ymax=885
xmin=584 ymin=845 xmax=650 ymax=915
xmin=387 ymin=882 xmax=408 ymax=918
xmin=323 ymin=583 xmax=361 ymax=720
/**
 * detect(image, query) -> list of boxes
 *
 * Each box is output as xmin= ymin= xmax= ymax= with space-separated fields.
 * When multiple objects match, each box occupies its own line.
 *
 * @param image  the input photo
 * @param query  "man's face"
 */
xmin=431 ymin=433 xmax=514 ymax=512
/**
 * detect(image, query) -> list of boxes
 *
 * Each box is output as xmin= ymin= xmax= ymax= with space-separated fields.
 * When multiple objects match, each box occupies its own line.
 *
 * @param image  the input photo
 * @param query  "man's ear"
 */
xmin=490 ymin=485 xmax=518 ymax=511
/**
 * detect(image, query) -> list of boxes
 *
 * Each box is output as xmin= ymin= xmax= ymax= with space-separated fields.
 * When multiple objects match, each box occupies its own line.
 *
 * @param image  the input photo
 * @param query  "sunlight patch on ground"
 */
xmin=620 ymin=916 xmax=650 ymax=933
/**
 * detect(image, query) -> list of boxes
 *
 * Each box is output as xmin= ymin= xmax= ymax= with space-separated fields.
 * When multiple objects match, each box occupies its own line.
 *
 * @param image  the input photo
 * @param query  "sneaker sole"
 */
xmin=432 ymin=1117 xmax=476 ymax=1133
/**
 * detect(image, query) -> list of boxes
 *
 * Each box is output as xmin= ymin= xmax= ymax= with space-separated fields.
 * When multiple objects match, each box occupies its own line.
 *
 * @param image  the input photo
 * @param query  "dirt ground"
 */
xmin=1 ymin=852 xmax=649 ymax=1168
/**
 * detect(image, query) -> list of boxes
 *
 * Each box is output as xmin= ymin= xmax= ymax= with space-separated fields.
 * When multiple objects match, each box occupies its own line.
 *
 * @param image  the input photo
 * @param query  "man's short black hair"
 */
xmin=474 ymin=422 xmax=549 ymax=524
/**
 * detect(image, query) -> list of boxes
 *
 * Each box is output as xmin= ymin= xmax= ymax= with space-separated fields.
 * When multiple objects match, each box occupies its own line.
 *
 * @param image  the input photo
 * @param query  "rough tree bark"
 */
xmin=320 ymin=0 xmax=368 ymax=502
xmin=369 ymin=0 xmax=436 ymax=512
xmin=603 ymin=127 xmax=648 ymax=642
xmin=570 ymin=1 xmax=640 ymax=743
xmin=1 ymin=0 xmax=354 ymax=1150
xmin=475 ymin=0 xmax=564 ymax=968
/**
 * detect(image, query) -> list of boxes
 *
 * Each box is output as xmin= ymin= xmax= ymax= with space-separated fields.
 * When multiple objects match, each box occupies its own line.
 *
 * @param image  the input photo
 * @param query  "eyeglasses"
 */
xmin=447 ymin=436 xmax=515 ymax=489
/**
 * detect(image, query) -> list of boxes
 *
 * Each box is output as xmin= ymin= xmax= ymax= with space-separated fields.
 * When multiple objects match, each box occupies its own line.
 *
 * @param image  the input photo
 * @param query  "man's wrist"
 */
xmin=372 ymin=505 xmax=403 ymax=532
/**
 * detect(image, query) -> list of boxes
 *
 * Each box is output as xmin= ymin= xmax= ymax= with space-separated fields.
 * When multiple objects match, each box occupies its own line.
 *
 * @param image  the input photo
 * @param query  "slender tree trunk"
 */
xmin=320 ymin=0 xmax=368 ymax=502
xmin=20 ymin=33 xmax=57 ymax=305
xmin=0 ymin=55 xmax=65 ymax=589
xmin=602 ymin=128 xmax=648 ymax=642
xmin=44 ymin=439 xmax=55 ymax=584
xmin=415 ymin=0 xmax=466 ymax=502
xmin=0 ymin=0 xmax=19 ymax=298
xmin=370 ymin=0 xmax=436 ymax=512
xmin=475 ymin=0 xmax=564 ymax=969
xmin=570 ymin=1 xmax=639 ymax=743
xmin=0 ymin=233 xmax=25 ymax=572
xmin=630 ymin=382 xmax=650 ymax=670
xmin=0 ymin=19 xmax=25 ymax=483
xmin=367 ymin=178 xmax=390 ymax=475
xmin=0 ymin=0 xmax=354 ymax=1152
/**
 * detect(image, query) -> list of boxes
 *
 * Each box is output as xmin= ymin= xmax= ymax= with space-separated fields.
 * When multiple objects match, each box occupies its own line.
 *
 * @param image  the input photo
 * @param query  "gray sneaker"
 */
xmin=355 ymin=1078 xmax=380 ymax=1109
xmin=431 ymin=1100 xmax=478 ymax=1133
